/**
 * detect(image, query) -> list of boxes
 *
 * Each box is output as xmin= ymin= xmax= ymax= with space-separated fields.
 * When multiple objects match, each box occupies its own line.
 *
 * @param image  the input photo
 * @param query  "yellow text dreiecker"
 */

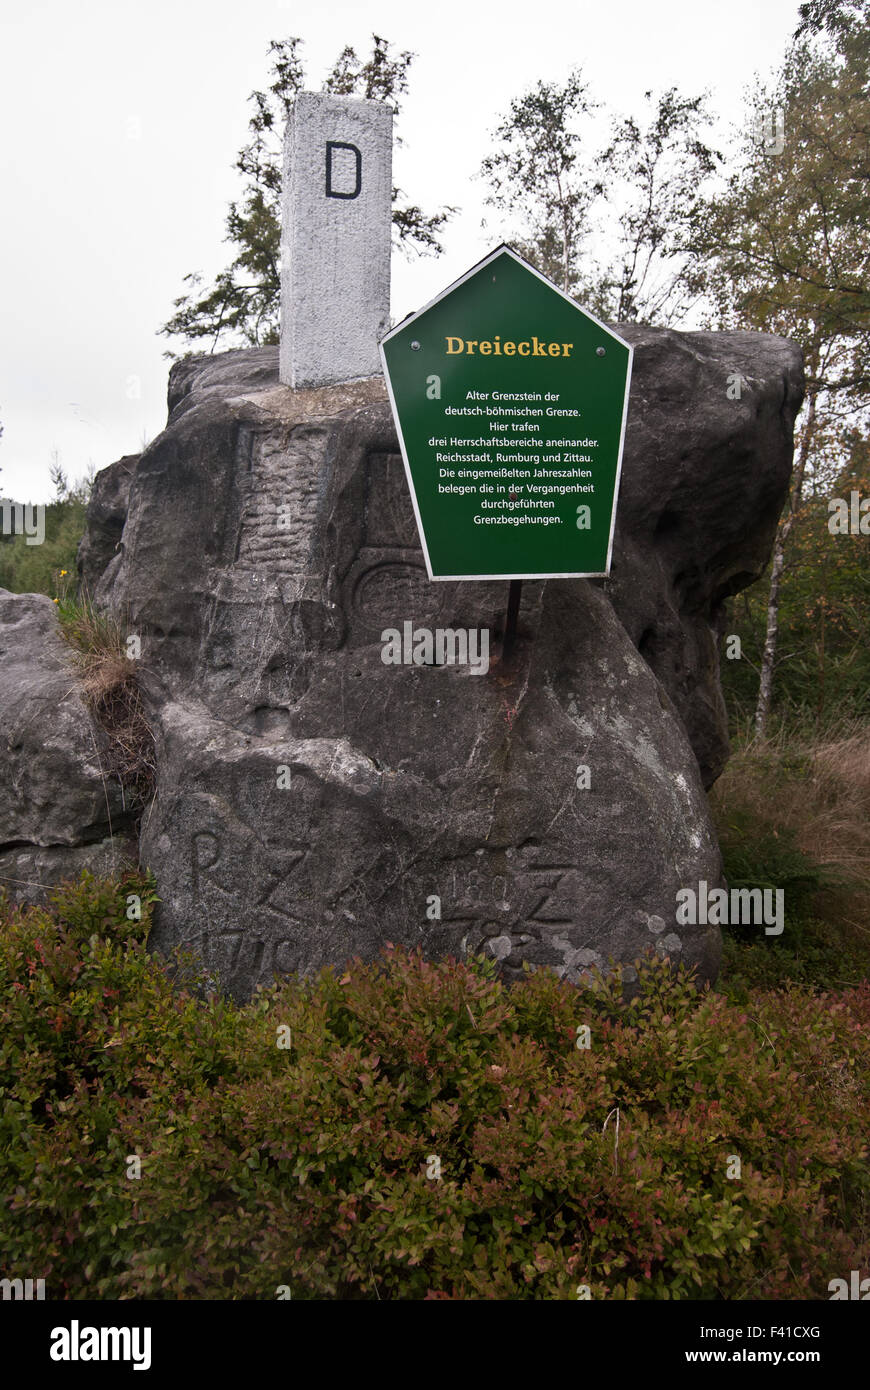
xmin=445 ymin=336 xmax=573 ymax=358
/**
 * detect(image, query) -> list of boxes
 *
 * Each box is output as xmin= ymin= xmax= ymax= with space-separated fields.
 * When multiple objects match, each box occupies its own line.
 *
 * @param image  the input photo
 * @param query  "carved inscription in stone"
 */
xmin=339 ymin=452 xmax=460 ymax=642
xmin=157 ymin=825 xmax=315 ymax=997
xmin=349 ymin=557 xmax=434 ymax=632
xmin=234 ymin=428 xmax=328 ymax=579
xmin=410 ymin=846 xmax=606 ymax=982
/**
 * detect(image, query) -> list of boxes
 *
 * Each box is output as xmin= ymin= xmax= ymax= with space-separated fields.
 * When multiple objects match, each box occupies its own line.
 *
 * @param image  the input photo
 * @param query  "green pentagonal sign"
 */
xmin=379 ymin=245 xmax=633 ymax=580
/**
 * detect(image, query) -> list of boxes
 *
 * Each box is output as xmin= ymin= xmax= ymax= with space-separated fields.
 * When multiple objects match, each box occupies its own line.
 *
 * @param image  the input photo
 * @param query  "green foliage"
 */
xmin=795 ymin=0 xmax=869 ymax=40
xmin=1 ymin=873 xmax=867 ymax=1300
xmin=720 ymin=436 xmax=870 ymax=729
xmin=481 ymin=79 xmax=720 ymax=323
xmin=711 ymin=716 xmax=870 ymax=996
xmin=161 ymin=35 xmax=453 ymax=354
xmin=584 ymin=88 xmax=722 ymax=324
xmin=693 ymin=10 xmax=870 ymax=383
xmin=481 ymin=69 xmax=599 ymax=295
xmin=51 ymin=569 xmax=125 ymax=660
xmin=716 ymin=818 xmax=866 ymax=996
xmin=721 ymin=815 xmax=830 ymax=921
xmin=695 ymin=3 xmax=870 ymax=727
xmin=0 ymin=499 xmax=86 ymax=597
xmin=0 ymin=461 xmax=92 ymax=598
xmin=720 ymin=914 xmax=870 ymax=998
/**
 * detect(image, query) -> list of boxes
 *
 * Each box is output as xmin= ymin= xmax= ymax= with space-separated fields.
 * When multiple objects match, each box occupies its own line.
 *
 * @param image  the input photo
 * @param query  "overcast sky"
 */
xmin=1 ymin=0 xmax=802 ymax=502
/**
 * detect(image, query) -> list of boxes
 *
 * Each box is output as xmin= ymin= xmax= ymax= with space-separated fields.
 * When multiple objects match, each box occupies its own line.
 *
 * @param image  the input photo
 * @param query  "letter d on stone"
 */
xmin=325 ymin=141 xmax=362 ymax=199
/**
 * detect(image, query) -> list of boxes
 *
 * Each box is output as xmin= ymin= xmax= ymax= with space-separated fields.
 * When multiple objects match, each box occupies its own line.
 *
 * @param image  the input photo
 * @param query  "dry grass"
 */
xmin=713 ymin=722 xmax=870 ymax=884
xmin=711 ymin=719 xmax=870 ymax=947
xmin=803 ymin=732 xmax=870 ymax=882
xmin=79 ymin=656 xmax=157 ymax=805
xmin=55 ymin=584 xmax=156 ymax=809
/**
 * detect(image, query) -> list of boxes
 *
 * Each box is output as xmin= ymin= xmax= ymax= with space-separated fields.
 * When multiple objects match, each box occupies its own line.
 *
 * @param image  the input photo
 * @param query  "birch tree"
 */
xmin=691 ymin=2 xmax=870 ymax=734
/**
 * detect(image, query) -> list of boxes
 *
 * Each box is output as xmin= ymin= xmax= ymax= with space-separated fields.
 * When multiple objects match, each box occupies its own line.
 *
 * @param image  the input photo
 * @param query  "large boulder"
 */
xmin=57 ymin=328 xmax=802 ymax=999
xmin=138 ymin=577 xmax=723 ymax=1001
xmin=0 ymin=590 xmax=136 ymax=903
xmin=69 ymin=329 xmax=799 ymax=999
xmin=89 ymin=335 xmax=803 ymax=789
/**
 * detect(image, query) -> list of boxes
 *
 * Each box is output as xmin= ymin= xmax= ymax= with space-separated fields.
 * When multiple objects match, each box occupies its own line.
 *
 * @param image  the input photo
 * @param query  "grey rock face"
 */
xmin=0 ymin=590 xmax=135 ymax=902
xmin=0 ymin=836 xmax=137 ymax=907
xmin=76 ymin=454 xmax=136 ymax=596
xmin=139 ymin=578 xmax=722 ymax=1002
xmin=90 ymin=334 xmax=803 ymax=785
xmin=67 ymin=327 xmax=800 ymax=999
xmin=605 ymin=326 xmax=803 ymax=786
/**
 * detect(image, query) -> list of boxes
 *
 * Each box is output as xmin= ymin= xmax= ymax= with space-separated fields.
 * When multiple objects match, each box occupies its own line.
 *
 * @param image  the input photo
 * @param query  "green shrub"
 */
xmin=719 ymin=815 xmax=829 ymax=924
xmin=1 ymin=873 xmax=868 ymax=1300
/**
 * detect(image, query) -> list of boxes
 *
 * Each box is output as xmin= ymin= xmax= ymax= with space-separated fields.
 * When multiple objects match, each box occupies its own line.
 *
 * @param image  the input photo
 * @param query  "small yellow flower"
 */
xmin=53 ymin=598 xmax=59 ymax=604
xmin=60 ymin=570 xmax=68 ymax=577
